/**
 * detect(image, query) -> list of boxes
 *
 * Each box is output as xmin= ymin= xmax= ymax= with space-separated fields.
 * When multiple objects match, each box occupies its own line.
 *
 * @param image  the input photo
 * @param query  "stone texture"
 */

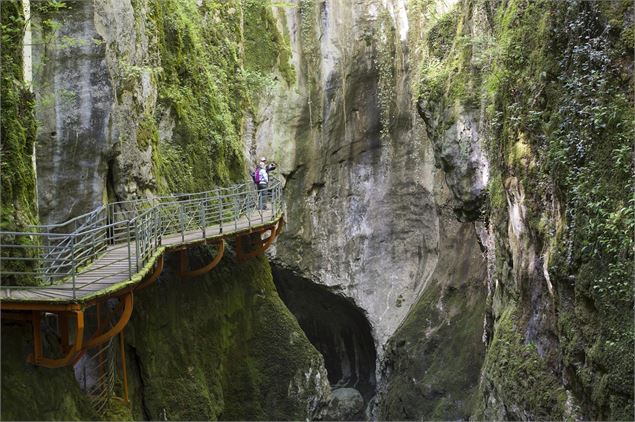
xmin=324 ymin=388 xmax=365 ymax=421
xmin=257 ymin=0 xmax=489 ymax=416
xmin=263 ymin=0 xmax=445 ymax=352
xmin=125 ymin=252 xmax=332 ymax=420
xmin=33 ymin=0 xmax=114 ymax=224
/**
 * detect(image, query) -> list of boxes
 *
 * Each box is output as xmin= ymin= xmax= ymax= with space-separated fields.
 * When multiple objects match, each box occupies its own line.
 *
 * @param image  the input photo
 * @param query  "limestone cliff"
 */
xmin=30 ymin=0 xmax=259 ymax=224
xmin=1 ymin=0 xmax=632 ymax=420
xmin=1 ymin=1 xmax=331 ymax=420
xmin=403 ymin=0 xmax=633 ymax=419
xmin=256 ymin=0 xmax=633 ymax=420
xmin=254 ymin=0 xmax=487 ymax=417
xmin=259 ymin=0 xmax=487 ymax=354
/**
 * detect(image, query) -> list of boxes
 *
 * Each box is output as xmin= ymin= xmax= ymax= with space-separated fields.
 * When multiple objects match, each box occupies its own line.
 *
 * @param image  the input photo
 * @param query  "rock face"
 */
xmin=262 ymin=0 xmax=458 ymax=350
xmin=256 ymin=0 xmax=489 ymax=417
xmin=406 ymin=0 xmax=634 ymax=420
xmin=31 ymin=0 xmax=258 ymax=224
xmin=2 ymin=1 xmax=333 ymax=420
xmin=2 ymin=0 xmax=632 ymax=420
xmin=1 ymin=323 xmax=98 ymax=420
xmin=258 ymin=0 xmax=633 ymax=420
xmin=1 ymin=0 xmax=39 ymax=286
xmin=125 ymin=250 xmax=331 ymax=420
xmin=324 ymin=388 xmax=365 ymax=421
xmin=33 ymin=0 xmax=114 ymax=224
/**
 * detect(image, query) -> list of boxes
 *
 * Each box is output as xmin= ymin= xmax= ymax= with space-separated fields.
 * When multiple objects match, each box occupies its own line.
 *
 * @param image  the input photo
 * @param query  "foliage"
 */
xmin=475 ymin=305 xmax=567 ymax=420
xmin=243 ymin=0 xmax=295 ymax=90
xmin=0 ymin=0 xmax=40 ymax=286
xmin=148 ymin=0 xmax=248 ymax=193
xmin=482 ymin=0 xmax=634 ymax=418
xmin=419 ymin=0 xmax=633 ymax=418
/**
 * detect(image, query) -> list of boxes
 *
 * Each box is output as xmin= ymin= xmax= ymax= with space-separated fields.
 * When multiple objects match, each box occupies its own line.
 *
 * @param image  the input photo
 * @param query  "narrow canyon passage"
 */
xmin=272 ymin=265 xmax=377 ymax=403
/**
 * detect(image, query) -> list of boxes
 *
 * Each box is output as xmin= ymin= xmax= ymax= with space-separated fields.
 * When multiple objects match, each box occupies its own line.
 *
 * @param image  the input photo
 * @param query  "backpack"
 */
xmin=253 ymin=168 xmax=260 ymax=184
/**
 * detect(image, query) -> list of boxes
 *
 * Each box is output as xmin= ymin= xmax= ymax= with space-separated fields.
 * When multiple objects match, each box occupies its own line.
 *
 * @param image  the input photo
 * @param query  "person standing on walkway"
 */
xmin=257 ymin=161 xmax=269 ymax=210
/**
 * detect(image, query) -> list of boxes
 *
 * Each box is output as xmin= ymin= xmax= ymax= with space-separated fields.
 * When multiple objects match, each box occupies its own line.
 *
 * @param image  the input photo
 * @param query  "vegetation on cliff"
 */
xmin=379 ymin=280 xmax=486 ymax=420
xmin=0 ymin=0 xmax=40 ymax=285
xmin=1 ymin=323 xmax=99 ymax=420
xmin=486 ymin=1 xmax=633 ymax=418
xmin=417 ymin=0 xmax=633 ymax=419
xmin=144 ymin=0 xmax=248 ymax=192
xmin=125 ymin=250 xmax=328 ymax=420
xmin=135 ymin=0 xmax=293 ymax=194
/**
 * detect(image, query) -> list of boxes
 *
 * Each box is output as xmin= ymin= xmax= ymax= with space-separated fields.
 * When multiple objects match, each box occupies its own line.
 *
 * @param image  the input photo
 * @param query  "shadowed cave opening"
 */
xmin=272 ymin=265 xmax=377 ymax=402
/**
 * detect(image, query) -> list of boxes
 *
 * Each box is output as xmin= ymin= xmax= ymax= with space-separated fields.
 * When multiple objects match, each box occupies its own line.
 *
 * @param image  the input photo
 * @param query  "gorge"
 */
xmin=1 ymin=0 xmax=633 ymax=420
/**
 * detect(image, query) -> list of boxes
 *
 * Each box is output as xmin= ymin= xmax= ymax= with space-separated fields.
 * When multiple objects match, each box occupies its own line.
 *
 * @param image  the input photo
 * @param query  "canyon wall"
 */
xmin=1 ymin=0 xmax=632 ymax=420
xmin=2 ymin=1 xmax=332 ymax=420
xmin=258 ymin=0 xmax=633 ymax=419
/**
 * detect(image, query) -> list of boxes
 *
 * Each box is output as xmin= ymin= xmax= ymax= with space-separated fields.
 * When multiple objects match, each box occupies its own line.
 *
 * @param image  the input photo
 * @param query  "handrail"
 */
xmin=0 ymin=178 xmax=284 ymax=299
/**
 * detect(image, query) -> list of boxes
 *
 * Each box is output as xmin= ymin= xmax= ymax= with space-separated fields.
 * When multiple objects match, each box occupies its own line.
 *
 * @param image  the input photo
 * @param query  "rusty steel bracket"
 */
xmin=178 ymin=239 xmax=225 ymax=278
xmin=27 ymin=309 xmax=85 ymax=368
xmin=236 ymin=221 xmax=281 ymax=261
xmin=135 ymin=255 xmax=164 ymax=292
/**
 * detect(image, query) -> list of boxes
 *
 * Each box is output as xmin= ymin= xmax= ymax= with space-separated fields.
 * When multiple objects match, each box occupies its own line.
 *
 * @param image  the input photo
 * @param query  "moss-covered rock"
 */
xmin=125 ymin=247 xmax=330 ymax=420
xmin=1 ymin=323 xmax=99 ymax=421
xmin=147 ymin=0 xmax=248 ymax=193
xmin=0 ymin=0 xmax=40 ymax=286
xmin=379 ymin=281 xmax=486 ymax=420
xmin=475 ymin=305 xmax=567 ymax=420
xmin=377 ymin=212 xmax=488 ymax=420
xmin=0 ymin=0 xmax=38 ymax=231
xmin=417 ymin=0 xmax=633 ymax=419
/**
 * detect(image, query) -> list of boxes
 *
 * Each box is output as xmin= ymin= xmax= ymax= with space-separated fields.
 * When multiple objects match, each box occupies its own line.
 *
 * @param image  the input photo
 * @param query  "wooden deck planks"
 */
xmin=1 ymin=209 xmax=278 ymax=302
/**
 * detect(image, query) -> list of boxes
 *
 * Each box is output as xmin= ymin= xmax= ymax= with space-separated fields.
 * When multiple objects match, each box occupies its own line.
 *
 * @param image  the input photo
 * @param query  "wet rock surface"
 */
xmin=324 ymin=388 xmax=365 ymax=421
xmin=273 ymin=265 xmax=377 ymax=402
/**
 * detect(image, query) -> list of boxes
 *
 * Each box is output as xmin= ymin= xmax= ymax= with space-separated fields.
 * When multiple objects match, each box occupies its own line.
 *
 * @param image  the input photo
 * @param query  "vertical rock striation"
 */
xmin=409 ymin=0 xmax=634 ymax=419
xmin=258 ymin=0 xmax=489 ymax=417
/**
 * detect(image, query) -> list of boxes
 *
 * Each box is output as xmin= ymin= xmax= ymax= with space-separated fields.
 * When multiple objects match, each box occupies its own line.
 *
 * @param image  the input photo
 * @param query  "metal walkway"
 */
xmin=0 ymin=178 xmax=283 ymax=303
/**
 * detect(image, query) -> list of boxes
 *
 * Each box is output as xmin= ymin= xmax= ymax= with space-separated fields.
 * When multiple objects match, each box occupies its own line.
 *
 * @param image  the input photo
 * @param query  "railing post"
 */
xmin=179 ymin=203 xmax=185 ymax=242
xmin=107 ymin=205 xmax=113 ymax=245
xmin=71 ymin=234 xmax=76 ymax=299
xmin=134 ymin=219 xmax=140 ymax=271
xmin=201 ymin=193 xmax=207 ymax=239
xmin=218 ymin=197 xmax=223 ymax=234
xmin=156 ymin=207 xmax=161 ymax=246
xmin=234 ymin=195 xmax=238 ymax=231
xmin=272 ymin=186 xmax=276 ymax=219
xmin=127 ymin=221 xmax=132 ymax=279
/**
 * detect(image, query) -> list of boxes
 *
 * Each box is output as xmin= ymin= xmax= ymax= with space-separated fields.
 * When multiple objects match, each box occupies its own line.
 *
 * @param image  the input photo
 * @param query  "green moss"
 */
xmin=475 ymin=306 xmax=567 ymax=420
xmin=487 ymin=172 xmax=506 ymax=211
xmin=136 ymin=112 xmax=159 ymax=150
xmin=148 ymin=0 xmax=247 ymax=193
xmin=125 ymin=250 xmax=326 ymax=420
xmin=243 ymin=0 xmax=295 ymax=88
xmin=1 ymin=323 xmax=99 ymax=421
xmin=423 ymin=0 xmax=633 ymax=418
xmin=140 ymin=0 xmax=294 ymax=194
xmin=380 ymin=280 xmax=486 ymax=420
xmin=427 ymin=8 xmax=460 ymax=60
xmin=0 ymin=0 xmax=40 ymax=286
xmin=483 ymin=0 xmax=634 ymax=418
xmin=424 ymin=2 xmax=479 ymax=103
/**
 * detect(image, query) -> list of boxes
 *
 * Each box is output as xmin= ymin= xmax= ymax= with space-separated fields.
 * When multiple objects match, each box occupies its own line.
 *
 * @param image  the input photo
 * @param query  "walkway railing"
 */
xmin=0 ymin=178 xmax=283 ymax=299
